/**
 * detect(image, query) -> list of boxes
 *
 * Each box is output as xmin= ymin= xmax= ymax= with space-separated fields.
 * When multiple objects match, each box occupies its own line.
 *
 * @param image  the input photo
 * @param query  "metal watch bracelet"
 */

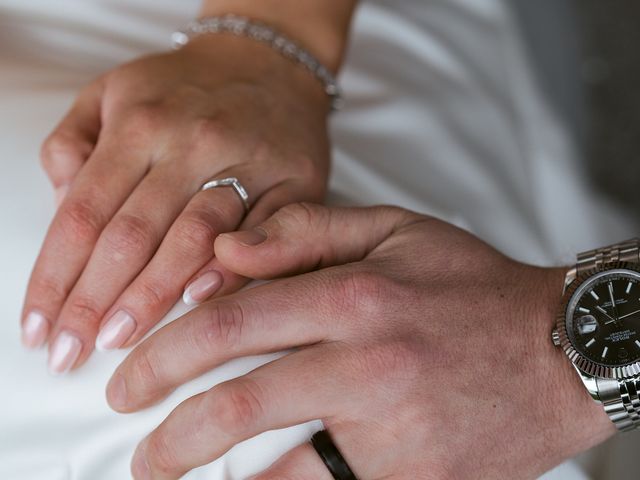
xmin=171 ymin=15 xmax=343 ymax=111
xmin=576 ymin=238 xmax=640 ymax=432
xmin=577 ymin=238 xmax=640 ymax=275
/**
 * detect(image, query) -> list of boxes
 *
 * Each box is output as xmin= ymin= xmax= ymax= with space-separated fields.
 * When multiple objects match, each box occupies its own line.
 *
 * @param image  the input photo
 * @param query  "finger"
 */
xmin=47 ymin=161 xmax=199 ymax=371
xmin=182 ymin=179 xmax=321 ymax=306
xmin=106 ymin=270 xmax=342 ymax=412
xmin=249 ymin=443 xmax=332 ymax=480
xmin=130 ymin=346 xmax=344 ymax=480
xmin=215 ymin=203 xmax=420 ymax=280
xmin=21 ymin=139 xmax=149 ymax=352
xmin=40 ymin=79 xmax=104 ymax=206
xmin=100 ymin=169 xmax=274 ymax=350
xmin=181 ymin=259 xmax=244 ymax=307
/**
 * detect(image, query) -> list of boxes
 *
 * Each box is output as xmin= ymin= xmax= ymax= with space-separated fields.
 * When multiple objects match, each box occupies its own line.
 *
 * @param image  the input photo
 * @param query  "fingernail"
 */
xmin=226 ymin=227 xmax=267 ymax=247
xmin=182 ymin=270 xmax=223 ymax=306
xmin=48 ymin=332 xmax=82 ymax=375
xmin=54 ymin=185 xmax=69 ymax=208
xmin=21 ymin=311 xmax=50 ymax=349
xmin=107 ymin=373 xmax=128 ymax=411
xmin=131 ymin=438 xmax=151 ymax=480
xmin=96 ymin=310 xmax=136 ymax=351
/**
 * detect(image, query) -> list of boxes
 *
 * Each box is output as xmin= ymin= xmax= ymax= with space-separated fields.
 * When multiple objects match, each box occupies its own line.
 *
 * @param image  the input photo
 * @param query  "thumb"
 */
xmin=214 ymin=203 xmax=418 ymax=279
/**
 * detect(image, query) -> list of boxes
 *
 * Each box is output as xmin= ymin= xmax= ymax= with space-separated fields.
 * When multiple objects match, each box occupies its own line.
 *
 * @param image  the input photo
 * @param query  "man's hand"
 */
xmin=107 ymin=204 xmax=615 ymax=479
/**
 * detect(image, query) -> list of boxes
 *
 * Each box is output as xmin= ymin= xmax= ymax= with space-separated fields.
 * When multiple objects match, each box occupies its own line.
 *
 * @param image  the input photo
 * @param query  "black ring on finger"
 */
xmin=311 ymin=430 xmax=358 ymax=480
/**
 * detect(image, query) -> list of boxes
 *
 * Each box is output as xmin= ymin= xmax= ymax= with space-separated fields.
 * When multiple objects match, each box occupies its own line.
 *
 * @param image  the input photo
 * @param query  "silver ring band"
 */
xmin=200 ymin=177 xmax=250 ymax=213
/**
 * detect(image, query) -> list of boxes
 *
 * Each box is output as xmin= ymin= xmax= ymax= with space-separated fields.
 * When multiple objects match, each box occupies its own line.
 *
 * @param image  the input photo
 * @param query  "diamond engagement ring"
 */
xmin=200 ymin=177 xmax=250 ymax=213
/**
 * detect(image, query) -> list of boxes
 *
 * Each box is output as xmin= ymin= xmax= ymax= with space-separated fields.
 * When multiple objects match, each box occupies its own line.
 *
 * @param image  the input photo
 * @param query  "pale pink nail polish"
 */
xmin=96 ymin=311 xmax=136 ymax=352
xmin=182 ymin=271 xmax=223 ymax=306
xmin=48 ymin=332 xmax=82 ymax=375
xmin=55 ymin=185 xmax=69 ymax=209
xmin=21 ymin=311 xmax=50 ymax=349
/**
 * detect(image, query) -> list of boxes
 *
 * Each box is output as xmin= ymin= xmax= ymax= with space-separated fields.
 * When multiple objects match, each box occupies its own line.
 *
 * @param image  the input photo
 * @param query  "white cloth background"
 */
xmin=0 ymin=0 xmax=638 ymax=479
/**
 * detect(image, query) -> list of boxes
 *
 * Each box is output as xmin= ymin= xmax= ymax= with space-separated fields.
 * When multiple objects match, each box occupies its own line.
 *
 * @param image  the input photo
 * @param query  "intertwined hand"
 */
xmin=107 ymin=204 xmax=614 ymax=479
xmin=21 ymin=35 xmax=331 ymax=374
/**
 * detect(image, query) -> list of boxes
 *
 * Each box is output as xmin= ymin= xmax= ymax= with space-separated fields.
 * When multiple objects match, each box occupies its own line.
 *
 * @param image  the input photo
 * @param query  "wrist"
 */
xmin=529 ymin=266 xmax=615 ymax=468
xmin=177 ymin=33 xmax=334 ymax=115
xmin=198 ymin=0 xmax=357 ymax=73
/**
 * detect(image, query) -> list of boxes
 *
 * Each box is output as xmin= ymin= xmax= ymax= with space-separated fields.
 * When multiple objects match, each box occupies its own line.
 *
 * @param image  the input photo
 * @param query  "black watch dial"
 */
xmin=566 ymin=269 xmax=640 ymax=367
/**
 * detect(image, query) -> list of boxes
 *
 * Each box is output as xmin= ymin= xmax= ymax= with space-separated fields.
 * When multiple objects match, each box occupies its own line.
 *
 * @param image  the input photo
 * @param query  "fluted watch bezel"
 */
xmin=556 ymin=261 xmax=640 ymax=380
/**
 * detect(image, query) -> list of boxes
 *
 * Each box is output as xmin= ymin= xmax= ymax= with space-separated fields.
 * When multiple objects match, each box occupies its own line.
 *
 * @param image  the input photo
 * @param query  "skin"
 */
xmin=107 ymin=203 xmax=616 ymax=479
xmin=20 ymin=0 xmax=358 ymax=373
xmin=23 ymin=1 xmax=612 ymax=477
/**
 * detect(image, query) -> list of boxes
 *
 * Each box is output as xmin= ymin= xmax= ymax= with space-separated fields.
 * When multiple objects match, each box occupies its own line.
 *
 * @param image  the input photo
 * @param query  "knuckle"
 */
xmin=133 ymin=279 xmax=171 ymax=309
xmin=208 ymin=379 xmax=264 ymax=436
xmin=289 ymin=153 xmax=327 ymax=190
xmin=191 ymin=117 xmax=228 ymax=147
xmin=276 ymin=202 xmax=327 ymax=232
xmin=30 ymin=275 xmax=68 ymax=306
xmin=201 ymin=301 xmax=245 ymax=351
xmin=146 ymin=431 xmax=180 ymax=476
xmin=125 ymin=104 xmax=162 ymax=134
xmin=132 ymin=346 xmax=161 ymax=391
xmin=40 ymin=133 xmax=79 ymax=171
xmin=250 ymin=139 xmax=277 ymax=166
xmin=378 ymin=205 xmax=425 ymax=226
xmin=174 ymin=212 xmax=218 ymax=253
xmin=57 ymin=199 xmax=104 ymax=244
xmin=66 ymin=296 xmax=102 ymax=323
xmin=102 ymin=214 xmax=156 ymax=259
xmin=334 ymin=270 xmax=390 ymax=318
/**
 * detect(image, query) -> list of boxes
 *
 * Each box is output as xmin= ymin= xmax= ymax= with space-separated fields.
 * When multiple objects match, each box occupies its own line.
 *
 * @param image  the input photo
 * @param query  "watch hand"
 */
xmin=597 ymin=305 xmax=618 ymax=325
xmin=608 ymin=281 xmax=619 ymax=320
xmin=618 ymin=309 xmax=640 ymax=321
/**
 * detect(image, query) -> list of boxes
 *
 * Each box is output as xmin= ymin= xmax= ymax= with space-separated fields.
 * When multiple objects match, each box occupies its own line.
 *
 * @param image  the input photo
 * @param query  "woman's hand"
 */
xmin=107 ymin=204 xmax=615 ymax=479
xmin=20 ymin=33 xmax=333 ymax=374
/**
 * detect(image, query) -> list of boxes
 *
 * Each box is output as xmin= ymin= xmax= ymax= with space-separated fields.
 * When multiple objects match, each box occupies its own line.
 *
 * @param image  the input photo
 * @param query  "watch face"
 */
xmin=567 ymin=269 xmax=640 ymax=367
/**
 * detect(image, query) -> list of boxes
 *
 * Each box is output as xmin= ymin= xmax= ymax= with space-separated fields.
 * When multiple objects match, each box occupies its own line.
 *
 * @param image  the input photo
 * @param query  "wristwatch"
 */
xmin=553 ymin=238 xmax=640 ymax=432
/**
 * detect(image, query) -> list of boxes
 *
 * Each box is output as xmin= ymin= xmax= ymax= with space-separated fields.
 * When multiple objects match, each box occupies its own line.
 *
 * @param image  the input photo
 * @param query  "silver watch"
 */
xmin=553 ymin=238 xmax=640 ymax=432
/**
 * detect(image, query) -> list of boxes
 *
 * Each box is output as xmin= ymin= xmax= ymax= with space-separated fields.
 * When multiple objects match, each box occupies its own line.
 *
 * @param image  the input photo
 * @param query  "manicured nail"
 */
xmin=21 ymin=311 xmax=50 ymax=349
xmin=225 ymin=227 xmax=267 ymax=247
xmin=131 ymin=438 xmax=151 ymax=480
xmin=48 ymin=332 xmax=82 ymax=375
xmin=107 ymin=373 xmax=128 ymax=411
xmin=55 ymin=185 xmax=69 ymax=208
xmin=182 ymin=270 xmax=223 ymax=306
xmin=96 ymin=310 xmax=136 ymax=351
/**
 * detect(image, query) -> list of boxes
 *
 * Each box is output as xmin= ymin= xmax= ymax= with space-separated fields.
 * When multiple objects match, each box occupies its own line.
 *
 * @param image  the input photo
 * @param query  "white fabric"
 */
xmin=0 ymin=0 xmax=637 ymax=479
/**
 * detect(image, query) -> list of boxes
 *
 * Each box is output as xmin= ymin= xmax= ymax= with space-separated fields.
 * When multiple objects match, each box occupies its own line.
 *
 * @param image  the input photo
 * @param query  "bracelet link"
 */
xmin=598 ymin=376 xmax=640 ymax=432
xmin=172 ymin=15 xmax=344 ymax=111
xmin=575 ymin=238 xmax=640 ymax=432
xmin=576 ymin=238 xmax=640 ymax=275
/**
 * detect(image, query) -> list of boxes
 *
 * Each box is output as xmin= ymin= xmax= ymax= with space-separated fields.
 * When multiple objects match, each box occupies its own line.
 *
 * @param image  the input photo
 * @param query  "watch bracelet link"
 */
xmin=576 ymin=238 xmax=640 ymax=275
xmin=576 ymin=238 xmax=640 ymax=431
xmin=597 ymin=376 xmax=640 ymax=432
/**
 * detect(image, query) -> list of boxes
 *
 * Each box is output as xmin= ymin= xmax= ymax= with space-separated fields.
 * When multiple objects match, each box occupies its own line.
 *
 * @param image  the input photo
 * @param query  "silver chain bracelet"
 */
xmin=171 ymin=15 xmax=344 ymax=111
